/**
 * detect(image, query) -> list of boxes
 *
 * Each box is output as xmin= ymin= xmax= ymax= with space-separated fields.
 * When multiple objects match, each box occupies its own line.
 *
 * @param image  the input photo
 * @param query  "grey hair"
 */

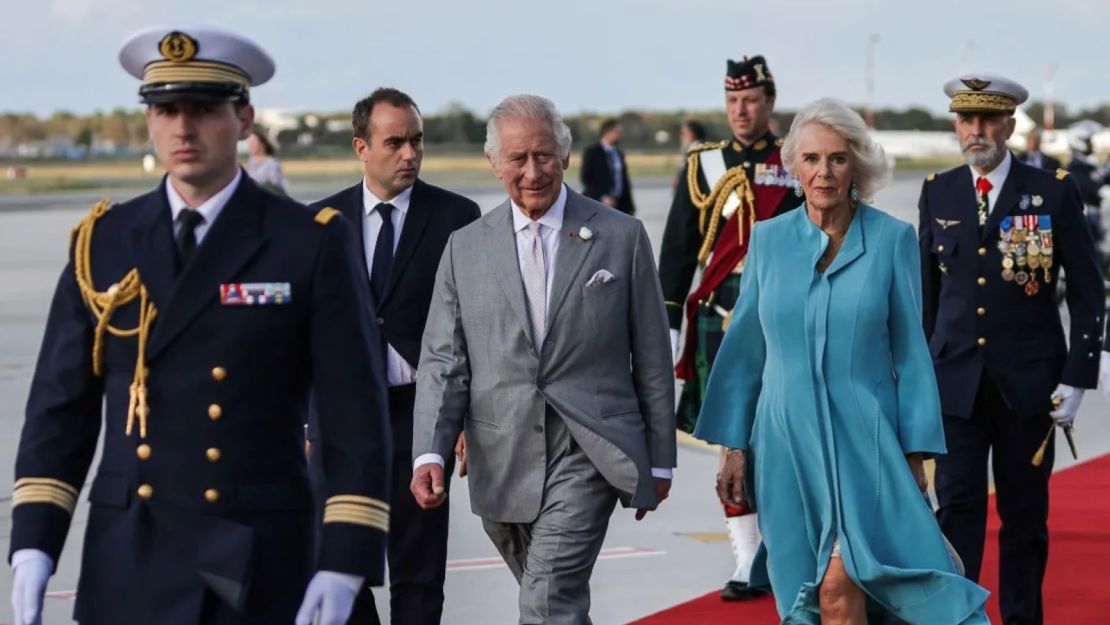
xmin=781 ymin=98 xmax=892 ymax=202
xmin=484 ymin=94 xmax=573 ymax=164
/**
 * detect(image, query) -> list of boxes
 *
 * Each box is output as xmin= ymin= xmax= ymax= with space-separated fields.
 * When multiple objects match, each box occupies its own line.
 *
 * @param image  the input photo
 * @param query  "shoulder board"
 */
xmin=1056 ymin=168 xmax=1069 ymax=180
xmin=926 ymin=173 xmax=937 ymax=182
xmin=687 ymin=140 xmax=729 ymax=155
xmin=315 ymin=207 xmax=341 ymax=225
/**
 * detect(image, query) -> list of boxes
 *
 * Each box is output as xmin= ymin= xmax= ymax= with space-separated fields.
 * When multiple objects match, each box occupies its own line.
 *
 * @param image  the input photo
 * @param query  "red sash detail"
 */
xmin=676 ymin=149 xmax=792 ymax=380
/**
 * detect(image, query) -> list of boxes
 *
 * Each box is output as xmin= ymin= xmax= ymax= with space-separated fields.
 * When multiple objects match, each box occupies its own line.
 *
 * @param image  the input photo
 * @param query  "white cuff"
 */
xmin=413 ymin=453 xmax=446 ymax=470
xmin=11 ymin=548 xmax=53 ymax=571
xmin=650 ymin=467 xmax=674 ymax=479
xmin=317 ymin=570 xmax=364 ymax=592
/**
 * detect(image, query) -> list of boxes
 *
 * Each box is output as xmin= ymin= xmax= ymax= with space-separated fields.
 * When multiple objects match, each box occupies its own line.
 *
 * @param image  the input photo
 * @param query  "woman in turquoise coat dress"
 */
xmin=694 ymin=99 xmax=990 ymax=624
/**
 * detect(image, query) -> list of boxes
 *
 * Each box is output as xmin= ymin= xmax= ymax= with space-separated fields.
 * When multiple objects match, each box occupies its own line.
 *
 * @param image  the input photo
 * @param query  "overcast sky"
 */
xmin=4 ymin=0 xmax=1109 ymax=117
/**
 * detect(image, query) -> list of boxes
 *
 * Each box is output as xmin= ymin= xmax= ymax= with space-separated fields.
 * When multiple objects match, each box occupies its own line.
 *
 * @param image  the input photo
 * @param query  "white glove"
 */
xmin=1100 ymin=352 xmax=1110 ymax=402
xmin=294 ymin=570 xmax=364 ymax=625
xmin=669 ymin=329 xmax=681 ymax=364
xmin=1049 ymin=383 xmax=1084 ymax=426
xmin=10 ymin=549 xmax=52 ymax=625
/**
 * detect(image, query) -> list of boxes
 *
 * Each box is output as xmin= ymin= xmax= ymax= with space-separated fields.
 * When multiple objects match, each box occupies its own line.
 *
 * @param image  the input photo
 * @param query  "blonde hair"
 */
xmin=781 ymin=98 xmax=891 ymax=201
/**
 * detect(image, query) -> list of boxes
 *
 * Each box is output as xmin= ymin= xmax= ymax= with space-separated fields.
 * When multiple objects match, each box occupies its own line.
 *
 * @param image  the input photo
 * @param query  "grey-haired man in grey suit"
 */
xmin=410 ymin=94 xmax=676 ymax=624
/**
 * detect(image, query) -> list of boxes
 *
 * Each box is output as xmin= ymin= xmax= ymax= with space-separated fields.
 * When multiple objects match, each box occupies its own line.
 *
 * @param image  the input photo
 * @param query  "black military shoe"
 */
xmin=720 ymin=580 xmax=767 ymax=601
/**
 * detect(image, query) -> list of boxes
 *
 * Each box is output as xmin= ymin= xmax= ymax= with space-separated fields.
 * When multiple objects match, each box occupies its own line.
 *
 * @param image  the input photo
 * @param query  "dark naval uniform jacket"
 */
xmin=658 ymin=132 xmax=799 ymax=329
xmin=10 ymin=174 xmax=392 ymax=625
xmin=919 ymin=157 xmax=1106 ymax=419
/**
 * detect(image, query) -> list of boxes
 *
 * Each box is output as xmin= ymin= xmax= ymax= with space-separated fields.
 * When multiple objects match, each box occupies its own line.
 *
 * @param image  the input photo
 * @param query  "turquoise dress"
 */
xmin=694 ymin=205 xmax=990 ymax=624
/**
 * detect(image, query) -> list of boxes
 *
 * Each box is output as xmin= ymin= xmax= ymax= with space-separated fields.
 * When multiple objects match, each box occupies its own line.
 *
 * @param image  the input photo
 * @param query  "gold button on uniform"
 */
xmin=977 ymin=337 xmax=987 ymax=347
xmin=978 ymin=247 xmax=987 ymax=256
xmin=136 ymin=444 xmax=152 ymax=460
xmin=137 ymin=484 xmax=154 ymax=500
xmin=977 ymin=307 xmax=986 ymax=316
xmin=937 ymin=245 xmax=945 ymax=252
xmin=208 ymin=404 xmax=223 ymax=420
xmin=977 ymin=277 xmax=987 ymax=286
xmin=211 ymin=367 xmax=227 ymax=381
xmin=206 ymin=448 xmax=222 ymax=462
xmin=204 ymin=489 xmax=220 ymax=503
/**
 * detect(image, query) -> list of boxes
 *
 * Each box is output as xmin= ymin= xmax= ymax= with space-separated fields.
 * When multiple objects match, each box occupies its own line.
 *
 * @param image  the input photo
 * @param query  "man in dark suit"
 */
xmin=580 ymin=118 xmax=635 ymax=215
xmin=1017 ymin=128 xmax=1062 ymax=171
xmin=309 ymin=87 xmax=480 ymax=625
xmin=8 ymin=27 xmax=391 ymax=625
xmin=919 ymin=73 xmax=1105 ymax=625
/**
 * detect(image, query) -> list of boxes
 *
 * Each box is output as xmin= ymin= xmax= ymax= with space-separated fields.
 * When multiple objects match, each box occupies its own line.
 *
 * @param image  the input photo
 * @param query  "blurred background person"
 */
xmin=246 ymin=128 xmax=288 ymax=194
xmin=673 ymin=120 xmax=708 ymax=188
xmin=1017 ymin=128 xmax=1061 ymax=171
xmin=580 ymin=117 xmax=635 ymax=214
xmin=697 ymin=98 xmax=989 ymax=624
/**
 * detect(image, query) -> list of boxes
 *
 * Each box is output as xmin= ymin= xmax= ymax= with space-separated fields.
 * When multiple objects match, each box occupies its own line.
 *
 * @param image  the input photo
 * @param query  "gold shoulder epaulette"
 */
xmin=315 ymin=207 xmax=341 ymax=225
xmin=926 ymin=172 xmax=937 ymax=182
xmin=687 ymin=140 xmax=729 ymax=155
xmin=1056 ymin=168 xmax=1069 ymax=180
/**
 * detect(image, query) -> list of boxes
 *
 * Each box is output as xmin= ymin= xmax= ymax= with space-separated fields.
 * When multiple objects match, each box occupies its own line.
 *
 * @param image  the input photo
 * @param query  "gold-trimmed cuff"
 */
xmin=12 ymin=478 xmax=79 ymax=514
xmin=664 ymin=300 xmax=683 ymax=309
xmin=323 ymin=495 xmax=390 ymax=532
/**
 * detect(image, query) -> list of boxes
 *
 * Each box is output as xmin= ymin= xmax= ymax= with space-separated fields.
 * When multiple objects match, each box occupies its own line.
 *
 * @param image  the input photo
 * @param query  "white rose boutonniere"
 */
xmin=578 ymin=226 xmax=594 ymax=241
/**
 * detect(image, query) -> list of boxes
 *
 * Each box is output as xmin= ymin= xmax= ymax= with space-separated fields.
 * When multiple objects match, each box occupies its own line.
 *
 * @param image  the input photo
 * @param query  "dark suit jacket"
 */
xmin=581 ymin=142 xmax=635 ymax=215
xmin=1017 ymin=150 xmax=1062 ymax=172
xmin=919 ymin=158 xmax=1105 ymax=419
xmin=308 ymin=178 xmax=480 ymax=421
xmin=11 ymin=174 xmax=392 ymax=624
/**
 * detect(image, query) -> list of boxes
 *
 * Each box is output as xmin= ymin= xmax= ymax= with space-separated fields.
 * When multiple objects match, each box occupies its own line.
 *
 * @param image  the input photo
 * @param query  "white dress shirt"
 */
xmin=362 ymin=180 xmax=417 ymax=387
xmin=166 ymin=168 xmax=242 ymax=243
xmin=600 ymin=140 xmax=623 ymax=197
xmin=968 ymin=150 xmax=1011 ymax=213
xmin=416 ymin=184 xmax=672 ymax=480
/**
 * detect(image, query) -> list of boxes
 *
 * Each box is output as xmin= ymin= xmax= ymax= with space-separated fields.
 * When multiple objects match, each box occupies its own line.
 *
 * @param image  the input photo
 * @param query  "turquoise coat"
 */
xmin=694 ymin=205 xmax=990 ymax=624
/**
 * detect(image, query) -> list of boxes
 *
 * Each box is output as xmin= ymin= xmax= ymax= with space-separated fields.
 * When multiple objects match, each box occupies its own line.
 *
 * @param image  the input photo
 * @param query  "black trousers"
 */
xmin=934 ymin=374 xmax=1054 ymax=625
xmin=311 ymin=384 xmax=453 ymax=625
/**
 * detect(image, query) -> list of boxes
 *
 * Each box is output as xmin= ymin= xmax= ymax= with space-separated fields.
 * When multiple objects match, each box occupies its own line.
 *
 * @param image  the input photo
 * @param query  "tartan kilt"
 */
xmin=676 ymin=273 xmax=742 ymax=433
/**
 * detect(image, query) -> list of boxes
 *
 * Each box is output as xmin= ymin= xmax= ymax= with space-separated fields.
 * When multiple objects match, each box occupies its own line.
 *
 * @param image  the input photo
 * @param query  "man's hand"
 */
xmin=411 ymin=462 xmax=447 ymax=510
xmin=906 ymin=453 xmax=928 ymax=493
xmin=454 ymin=432 xmax=468 ymax=477
xmin=634 ymin=478 xmax=672 ymax=521
xmin=11 ymin=549 xmax=51 ymax=625
xmin=1100 ymin=351 xmax=1110 ymax=401
xmin=716 ymin=449 xmax=746 ymax=509
xmin=601 ymin=195 xmax=618 ymax=208
xmin=1050 ymin=383 xmax=1084 ymax=426
xmin=294 ymin=571 xmax=363 ymax=625
xmin=669 ymin=329 xmax=681 ymax=364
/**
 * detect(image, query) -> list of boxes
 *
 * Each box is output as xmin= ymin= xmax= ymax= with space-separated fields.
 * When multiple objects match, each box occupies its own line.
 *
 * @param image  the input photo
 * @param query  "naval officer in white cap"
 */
xmin=8 ymin=26 xmax=392 ymax=625
xmin=920 ymin=72 xmax=1105 ymax=625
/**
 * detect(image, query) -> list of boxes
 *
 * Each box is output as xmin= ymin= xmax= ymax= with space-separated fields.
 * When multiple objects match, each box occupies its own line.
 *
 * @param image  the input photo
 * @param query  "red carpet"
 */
xmin=632 ymin=453 xmax=1110 ymax=624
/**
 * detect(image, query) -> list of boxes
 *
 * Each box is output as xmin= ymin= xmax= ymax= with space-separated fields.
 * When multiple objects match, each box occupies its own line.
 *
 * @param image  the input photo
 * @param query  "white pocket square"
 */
xmin=585 ymin=269 xmax=617 ymax=287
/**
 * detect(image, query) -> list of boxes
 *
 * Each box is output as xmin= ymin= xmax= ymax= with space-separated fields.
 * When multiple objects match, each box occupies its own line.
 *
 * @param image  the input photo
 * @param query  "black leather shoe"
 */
xmin=720 ymin=580 xmax=767 ymax=601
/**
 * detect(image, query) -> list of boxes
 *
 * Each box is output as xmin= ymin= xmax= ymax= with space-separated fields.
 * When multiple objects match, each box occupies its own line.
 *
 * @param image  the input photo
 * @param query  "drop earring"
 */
xmin=850 ymin=182 xmax=861 ymax=203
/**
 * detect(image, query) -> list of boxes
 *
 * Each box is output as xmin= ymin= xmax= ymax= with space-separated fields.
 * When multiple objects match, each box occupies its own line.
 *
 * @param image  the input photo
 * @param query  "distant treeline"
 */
xmin=4 ymin=100 xmax=1110 ymax=158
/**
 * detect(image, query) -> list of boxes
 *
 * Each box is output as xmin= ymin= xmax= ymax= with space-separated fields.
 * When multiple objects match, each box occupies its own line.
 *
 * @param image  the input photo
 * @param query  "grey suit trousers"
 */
xmin=482 ymin=407 xmax=618 ymax=625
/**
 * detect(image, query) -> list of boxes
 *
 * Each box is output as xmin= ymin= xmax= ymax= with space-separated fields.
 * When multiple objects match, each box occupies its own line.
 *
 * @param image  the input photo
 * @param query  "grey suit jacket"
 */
xmin=413 ymin=188 xmax=676 ymax=523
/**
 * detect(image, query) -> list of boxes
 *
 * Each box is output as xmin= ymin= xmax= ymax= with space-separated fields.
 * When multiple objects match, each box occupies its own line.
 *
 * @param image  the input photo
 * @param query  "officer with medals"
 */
xmin=7 ymin=27 xmax=391 ymax=625
xmin=919 ymin=73 xmax=1106 ymax=625
xmin=658 ymin=55 xmax=800 ymax=601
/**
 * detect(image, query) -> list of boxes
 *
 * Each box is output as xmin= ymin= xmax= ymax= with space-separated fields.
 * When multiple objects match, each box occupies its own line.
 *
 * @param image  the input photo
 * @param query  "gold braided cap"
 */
xmin=949 ymin=92 xmax=1017 ymax=113
xmin=142 ymin=60 xmax=251 ymax=90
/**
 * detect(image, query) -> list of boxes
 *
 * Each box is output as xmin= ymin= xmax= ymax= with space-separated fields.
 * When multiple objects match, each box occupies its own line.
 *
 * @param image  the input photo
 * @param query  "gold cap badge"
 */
xmin=961 ymin=78 xmax=991 ymax=91
xmin=159 ymin=32 xmax=198 ymax=63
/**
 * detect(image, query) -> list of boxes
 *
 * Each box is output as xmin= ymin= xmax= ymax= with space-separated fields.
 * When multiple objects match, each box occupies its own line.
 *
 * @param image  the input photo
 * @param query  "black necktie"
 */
xmin=370 ymin=203 xmax=395 ymax=302
xmin=176 ymin=208 xmax=205 ymax=268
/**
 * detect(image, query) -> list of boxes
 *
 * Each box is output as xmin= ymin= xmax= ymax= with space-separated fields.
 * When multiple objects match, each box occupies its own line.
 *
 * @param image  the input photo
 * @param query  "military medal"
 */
xmin=1002 ymin=268 xmax=1016 ymax=282
xmin=1025 ymin=276 xmax=1040 ymax=296
xmin=1002 ymin=257 xmax=1015 ymax=269
xmin=1015 ymin=271 xmax=1029 ymax=285
xmin=220 ymin=282 xmax=292 ymax=305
